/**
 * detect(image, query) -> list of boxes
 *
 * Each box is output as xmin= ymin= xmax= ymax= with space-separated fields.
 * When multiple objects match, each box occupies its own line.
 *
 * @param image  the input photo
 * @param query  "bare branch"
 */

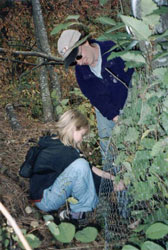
xmin=0 ymin=47 xmax=63 ymax=64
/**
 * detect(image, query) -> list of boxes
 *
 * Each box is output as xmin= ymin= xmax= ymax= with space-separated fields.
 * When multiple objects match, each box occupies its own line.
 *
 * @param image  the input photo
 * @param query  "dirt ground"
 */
xmin=0 ymin=107 xmax=105 ymax=250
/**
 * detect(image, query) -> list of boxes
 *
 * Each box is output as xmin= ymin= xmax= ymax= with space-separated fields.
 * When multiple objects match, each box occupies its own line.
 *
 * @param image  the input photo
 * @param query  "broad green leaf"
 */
xmin=134 ymin=150 xmax=151 ymax=161
xmin=161 ymin=112 xmax=168 ymax=133
xmin=120 ymin=51 xmax=145 ymax=64
xmin=43 ymin=215 xmax=54 ymax=222
xmin=143 ymin=15 xmax=160 ymax=28
xmin=75 ymin=227 xmax=98 ymax=243
xmin=61 ymin=99 xmax=69 ymax=105
xmin=150 ymin=153 xmax=168 ymax=176
xmin=138 ymin=102 xmax=151 ymax=125
xmin=47 ymin=221 xmax=60 ymax=237
xmin=146 ymin=223 xmax=168 ymax=239
xmin=99 ymin=0 xmax=108 ymax=6
xmin=141 ymin=0 xmax=158 ymax=17
xmin=56 ymin=222 xmax=75 ymax=243
xmin=133 ymin=182 xmax=155 ymax=201
xmin=141 ymin=241 xmax=164 ymax=250
xmin=26 ymin=234 xmax=41 ymax=249
xmin=65 ymin=15 xmax=80 ymax=20
xmin=105 ymin=23 xmax=125 ymax=33
xmin=56 ymin=105 xmax=63 ymax=115
xmin=140 ymin=138 xmax=155 ymax=149
xmin=19 ymin=234 xmax=41 ymax=249
xmin=124 ymin=127 xmax=139 ymax=143
xmin=153 ymin=68 xmax=167 ymax=82
xmin=96 ymin=16 xmax=116 ymax=26
xmin=151 ymin=139 xmax=168 ymax=157
xmin=122 ymin=245 xmax=139 ymax=250
xmin=51 ymin=22 xmax=79 ymax=35
xmin=120 ymin=15 xmax=152 ymax=40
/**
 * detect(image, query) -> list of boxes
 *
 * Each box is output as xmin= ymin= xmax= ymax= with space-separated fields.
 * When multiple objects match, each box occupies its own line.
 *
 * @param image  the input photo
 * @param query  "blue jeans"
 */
xmin=35 ymin=158 xmax=98 ymax=213
xmin=95 ymin=108 xmax=115 ymax=162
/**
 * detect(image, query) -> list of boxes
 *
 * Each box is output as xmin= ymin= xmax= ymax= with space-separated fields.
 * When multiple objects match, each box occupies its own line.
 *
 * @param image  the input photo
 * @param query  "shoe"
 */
xmin=59 ymin=209 xmax=85 ymax=221
xmin=59 ymin=210 xmax=70 ymax=220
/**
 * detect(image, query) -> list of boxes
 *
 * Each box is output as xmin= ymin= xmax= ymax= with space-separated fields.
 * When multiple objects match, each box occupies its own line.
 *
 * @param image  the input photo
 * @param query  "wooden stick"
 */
xmin=0 ymin=202 xmax=32 ymax=250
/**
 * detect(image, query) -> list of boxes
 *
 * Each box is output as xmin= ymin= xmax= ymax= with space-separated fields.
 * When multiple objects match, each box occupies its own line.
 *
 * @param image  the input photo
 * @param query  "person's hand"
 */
xmin=113 ymin=115 xmax=119 ymax=122
xmin=113 ymin=180 xmax=125 ymax=191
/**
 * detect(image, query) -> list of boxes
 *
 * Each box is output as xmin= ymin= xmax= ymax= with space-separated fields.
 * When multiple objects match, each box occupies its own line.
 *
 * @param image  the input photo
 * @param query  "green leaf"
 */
xmin=151 ymin=139 xmax=168 ymax=157
xmin=122 ymin=245 xmax=139 ymax=250
xmin=120 ymin=51 xmax=145 ymax=64
xmin=105 ymin=23 xmax=125 ymax=33
xmin=75 ymin=227 xmax=98 ymax=243
xmin=51 ymin=22 xmax=79 ymax=35
xmin=47 ymin=221 xmax=60 ymax=237
xmin=143 ymin=15 xmax=160 ymax=27
xmin=26 ymin=234 xmax=41 ymax=248
xmin=19 ymin=234 xmax=41 ymax=249
xmin=161 ymin=112 xmax=168 ymax=133
xmin=138 ymin=102 xmax=151 ymax=125
xmin=56 ymin=222 xmax=75 ymax=243
xmin=120 ymin=15 xmax=152 ymax=40
xmin=153 ymin=68 xmax=168 ymax=82
xmin=124 ymin=127 xmax=139 ymax=143
xmin=133 ymin=182 xmax=155 ymax=201
xmin=43 ymin=215 xmax=54 ymax=222
xmin=99 ymin=0 xmax=108 ymax=6
xmin=141 ymin=0 xmax=158 ymax=17
xmin=65 ymin=15 xmax=80 ymax=20
xmin=96 ymin=16 xmax=116 ymax=26
xmin=141 ymin=241 xmax=164 ymax=250
xmin=146 ymin=223 xmax=168 ymax=239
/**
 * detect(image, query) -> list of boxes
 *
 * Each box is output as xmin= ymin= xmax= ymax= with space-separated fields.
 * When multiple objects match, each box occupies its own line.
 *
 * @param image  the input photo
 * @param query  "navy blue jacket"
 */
xmin=29 ymin=136 xmax=80 ymax=200
xmin=29 ymin=136 xmax=101 ymax=200
xmin=75 ymin=40 xmax=134 ymax=120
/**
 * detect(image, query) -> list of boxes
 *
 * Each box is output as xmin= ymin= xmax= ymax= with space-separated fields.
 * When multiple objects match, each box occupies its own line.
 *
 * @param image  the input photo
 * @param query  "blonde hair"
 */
xmin=55 ymin=109 xmax=90 ymax=150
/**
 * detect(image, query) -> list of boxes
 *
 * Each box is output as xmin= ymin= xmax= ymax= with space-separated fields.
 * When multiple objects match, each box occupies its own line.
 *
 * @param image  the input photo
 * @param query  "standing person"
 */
xmin=57 ymin=29 xmax=134 ymax=162
xmin=29 ymin=109 xmax=124 ymax=220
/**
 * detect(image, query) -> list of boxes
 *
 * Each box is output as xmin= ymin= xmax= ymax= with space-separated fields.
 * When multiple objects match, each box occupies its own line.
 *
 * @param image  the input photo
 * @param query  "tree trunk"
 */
xmin=32 ymin=0 xmax=61 ymax=122
xmin=39 ymin=58 xmax=54 ymax=122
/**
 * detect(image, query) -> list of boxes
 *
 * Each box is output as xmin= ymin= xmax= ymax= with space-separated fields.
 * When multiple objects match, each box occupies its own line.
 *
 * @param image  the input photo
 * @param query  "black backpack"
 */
xmin=19 ymin=145 xmax=43 ymax=178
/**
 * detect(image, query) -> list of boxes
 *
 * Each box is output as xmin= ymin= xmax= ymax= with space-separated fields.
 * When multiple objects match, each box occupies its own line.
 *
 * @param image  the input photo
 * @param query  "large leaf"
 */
xmin=19 ymin=234 xmax=41 ymax=249
xmin=120 ymin=15 xmax=152 ymax=40
xmin=65 ymin=15 xmax=80 ymax=20
xmin=143 ymin=15 xmax=160 ymax=28
xmin=124 ymin=127 xmax=139 ymax=143
xmin=120 ymin=51 xmax=145 ymax=64
xmin=146 ymin=223 xmax=168 ymax=239
xmin=96 ymin=16 xmax=116 ymax=26
xmin=133 ymin=182 xmax=155 ymax=201
xmin=141 ymin=0 xmax=158 ymax=17
xmin=141 ymin=241 xmax=164 ymax=250
xmin=47 ymin=222 xmax=60 ymax=237
xmin=75 ymin=227 xmax=98 ymax=243
xmin=122 ymin=245 xmax=139 ymax=250
xmin=151 ymin=139 xmax=168 ymax=157
xmin=51 ymin=22 xmax=79 ymax=35
xmin=138 ymin=102 xmax=151 ymax=125
xmin=56 ymin=222 xmax=75 ymax=243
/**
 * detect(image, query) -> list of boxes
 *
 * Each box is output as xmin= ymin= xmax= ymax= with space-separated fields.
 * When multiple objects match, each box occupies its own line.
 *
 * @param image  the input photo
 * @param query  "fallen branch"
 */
xmin=0 ymin=201 xmax=32 ymax=250
xmin=6 ymin=104 xmax=22 ymax=131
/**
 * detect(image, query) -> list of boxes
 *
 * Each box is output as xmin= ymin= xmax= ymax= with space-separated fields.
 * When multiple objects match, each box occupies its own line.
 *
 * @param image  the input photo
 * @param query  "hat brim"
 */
xmin=64 ymin=47 xmax=78 ymax=70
